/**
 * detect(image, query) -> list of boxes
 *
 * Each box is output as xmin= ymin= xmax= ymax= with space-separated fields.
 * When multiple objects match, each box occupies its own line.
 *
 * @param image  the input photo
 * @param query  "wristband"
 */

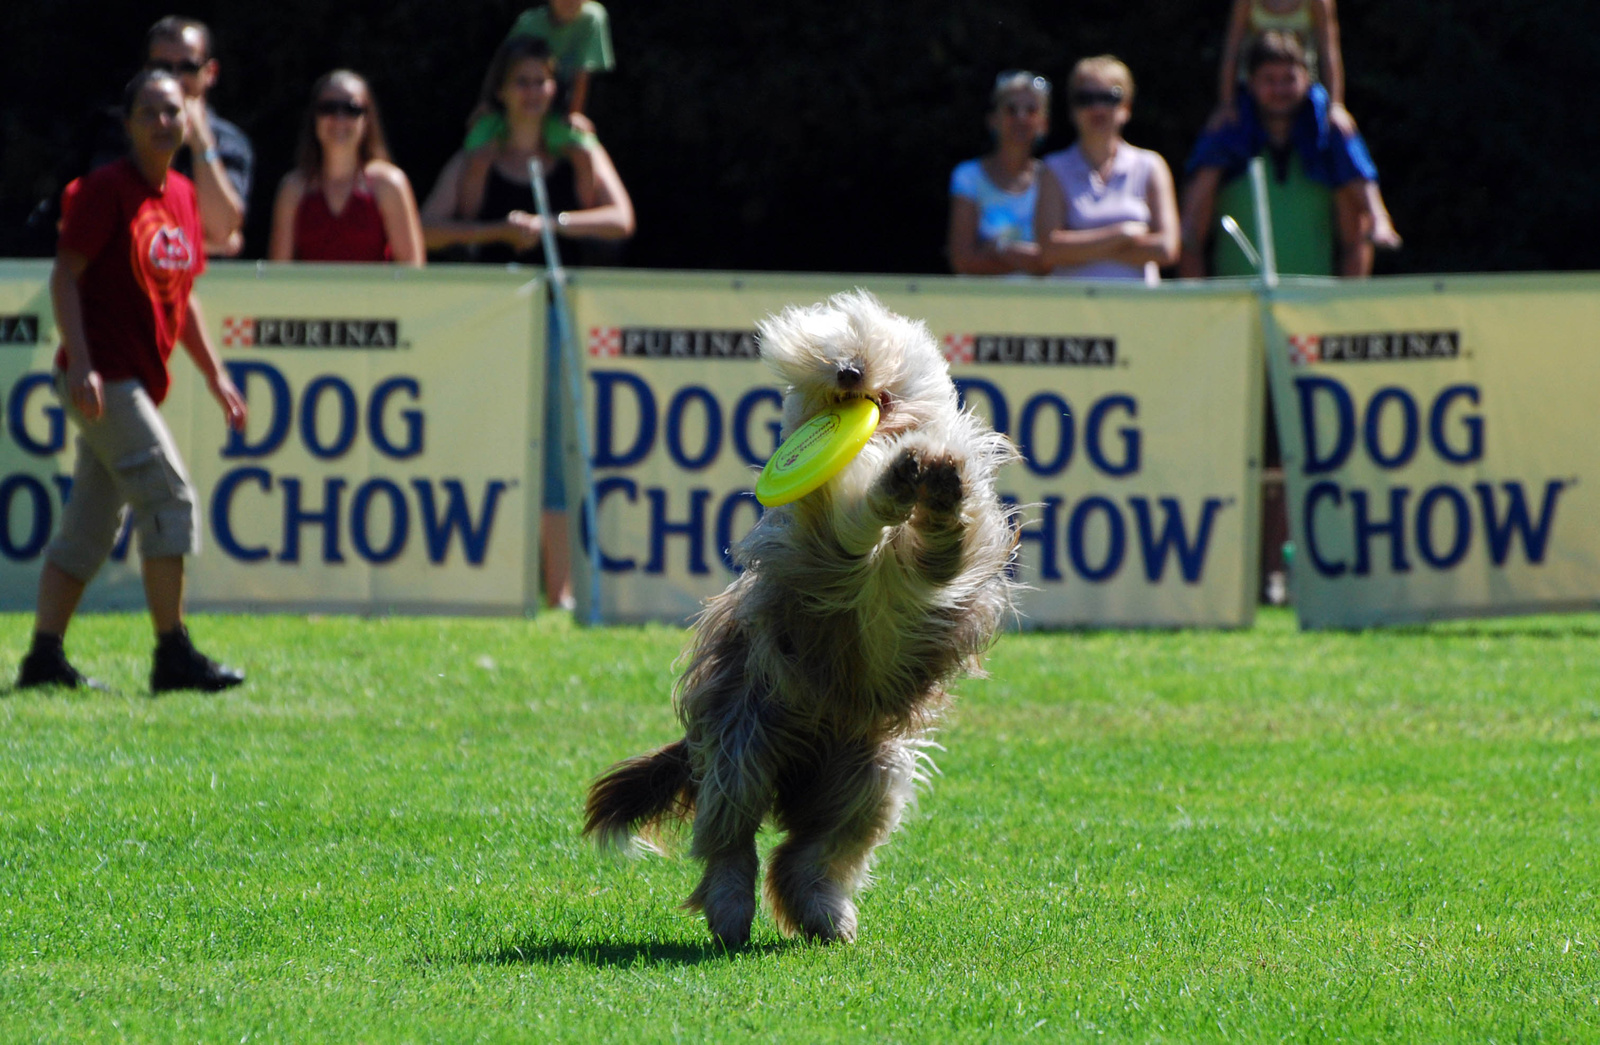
xmin=201 ymin=146 xmax=220 ymax=165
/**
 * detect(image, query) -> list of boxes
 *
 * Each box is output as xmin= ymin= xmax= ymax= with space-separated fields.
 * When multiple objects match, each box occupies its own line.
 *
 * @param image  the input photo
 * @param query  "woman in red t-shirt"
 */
xmin=268 ymin=70 xmax=424 ymax=265
xmin=16 ymin=69 xmax=249 ymax=694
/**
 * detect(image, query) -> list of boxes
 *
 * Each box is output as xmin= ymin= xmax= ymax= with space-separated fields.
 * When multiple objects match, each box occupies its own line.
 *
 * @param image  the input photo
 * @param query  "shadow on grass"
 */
xmin=461 ymin=932 xmax=790 ymax=968
xmin=0 ymin=681 xmax=145 ymax=699
xmin=1387 ymin=624 xmax=1600 ymax=641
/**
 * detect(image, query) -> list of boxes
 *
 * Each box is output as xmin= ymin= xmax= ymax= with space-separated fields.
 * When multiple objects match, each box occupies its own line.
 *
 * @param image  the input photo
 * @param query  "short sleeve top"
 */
xmin=509 ymin=3 xmax=615 ymax=76
xmin=949 ymin=158 xmax=1038 ymax=246
xmin=171 ymin=109 xmax=255 ymax=216
xmin=55 ymin=158 xmax=205 ymax=403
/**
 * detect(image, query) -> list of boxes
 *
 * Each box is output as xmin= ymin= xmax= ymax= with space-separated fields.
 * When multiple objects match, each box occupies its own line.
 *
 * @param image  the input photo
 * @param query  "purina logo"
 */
xmin=941 ymin=333 xmax=1117 ymax=366
xmin=0 ymin=314 xmax=41 ymax=346
xmin=586 ymin=327 xmax=761 ymax=359
xmin=1287 ymin=330 xmax=1462 ymax=366
xmin=220 ymin=317 xmax=403 ymax=349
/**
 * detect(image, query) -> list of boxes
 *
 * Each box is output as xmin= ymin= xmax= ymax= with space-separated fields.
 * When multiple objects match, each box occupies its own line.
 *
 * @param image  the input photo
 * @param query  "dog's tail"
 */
xmin=583 ymin=739 xmax=696 ymax=851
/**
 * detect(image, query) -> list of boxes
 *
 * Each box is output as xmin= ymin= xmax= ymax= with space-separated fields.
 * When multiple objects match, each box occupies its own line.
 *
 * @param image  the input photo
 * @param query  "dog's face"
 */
xmin=757 ymin=290 xmax=956 ymax=438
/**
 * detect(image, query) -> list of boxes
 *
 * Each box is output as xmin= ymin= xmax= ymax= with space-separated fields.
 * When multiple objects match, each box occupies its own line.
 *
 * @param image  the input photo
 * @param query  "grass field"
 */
xmin=1 ymin=609 xmax=1596 ymax=1043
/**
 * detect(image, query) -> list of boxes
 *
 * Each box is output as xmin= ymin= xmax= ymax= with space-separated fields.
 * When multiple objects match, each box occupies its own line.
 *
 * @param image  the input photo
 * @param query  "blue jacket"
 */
xmin=1186 ymin=83 xmax=1378 ymax=188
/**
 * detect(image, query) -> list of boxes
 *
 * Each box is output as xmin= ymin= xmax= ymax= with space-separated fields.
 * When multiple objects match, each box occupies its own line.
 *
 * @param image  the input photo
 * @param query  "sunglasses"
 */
xmin=995 ymin=70 xmax=1051 ymax=95
xmin=314 ymin=99 xmax=368 ymax=118
xmin=146 ymin=58 xmax=205 ymax=76
xmin=1070 ymin=87 xmax=1125 ymax=109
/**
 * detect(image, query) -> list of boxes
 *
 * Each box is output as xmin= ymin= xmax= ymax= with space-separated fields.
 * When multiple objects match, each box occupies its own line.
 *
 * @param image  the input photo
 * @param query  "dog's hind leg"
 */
xmin=766 ymin=739 xmax=919 ymax=943
xmin=682 ymin=713 xmax=774 ymax=948
xmin=686 ymin=825 xmax=761 ymax=948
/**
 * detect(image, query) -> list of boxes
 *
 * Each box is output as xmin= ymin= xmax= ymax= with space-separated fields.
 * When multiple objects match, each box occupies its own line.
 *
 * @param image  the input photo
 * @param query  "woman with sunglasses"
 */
xmin=946 ymin=71 xmax=1050 ymax=275
xmin=1034 ymin=56 xmax=1179 ymax=283
xmin=269 ymin=71 xmax=424 ymax=265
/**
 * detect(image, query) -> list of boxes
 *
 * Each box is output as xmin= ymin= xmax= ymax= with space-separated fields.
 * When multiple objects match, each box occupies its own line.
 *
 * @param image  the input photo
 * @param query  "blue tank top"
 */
xmin=949 ymin=158 xmax=1038 ymax=246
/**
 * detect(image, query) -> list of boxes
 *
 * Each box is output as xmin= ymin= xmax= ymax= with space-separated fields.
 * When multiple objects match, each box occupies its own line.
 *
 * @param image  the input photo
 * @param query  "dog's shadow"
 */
xmin=465 ymin=932 xmax=790 ymax=968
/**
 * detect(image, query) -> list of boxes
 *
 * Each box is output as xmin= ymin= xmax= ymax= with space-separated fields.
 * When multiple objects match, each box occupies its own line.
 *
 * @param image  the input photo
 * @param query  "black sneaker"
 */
xmin=16 ymin=642 xmax=105 ymax=691
xmin=151 ymin=625 xmax=245 ymax=694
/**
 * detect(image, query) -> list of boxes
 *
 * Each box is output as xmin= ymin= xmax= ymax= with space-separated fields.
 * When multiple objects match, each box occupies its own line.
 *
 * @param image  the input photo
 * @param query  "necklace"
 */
xmin=1080 ymin=141 xmax=1119 ymax=190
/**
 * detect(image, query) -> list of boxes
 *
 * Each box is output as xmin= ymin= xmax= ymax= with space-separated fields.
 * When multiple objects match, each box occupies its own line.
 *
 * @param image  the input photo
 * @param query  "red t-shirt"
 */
xmin=55 ymin=158 xmax=206 ymax=404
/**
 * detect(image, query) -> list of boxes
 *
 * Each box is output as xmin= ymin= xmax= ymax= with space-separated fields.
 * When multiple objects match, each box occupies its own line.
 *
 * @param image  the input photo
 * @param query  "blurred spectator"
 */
xmin=421 ymin=36 xmax=633 ymax=609
xmin=1034 ymin=56 xmax=1179 ymax=283
xmin=21 ymin=15 xmax=254 ymax=258
xmin=946 ymin=71 xmax=1050 ymax=276
xmin=268 ymin=71 xmax=424 ymax=265
xmin=464 ymin=0 xmax=615 ymax=148
xmin=145 ymin=16 xmax=254 ymax=256
xmin=1208 ymin=0 xmax=1399 ymax=251
xmin=1179 ymin=31 xmax=1394 ymax=278
xmin=16 ymin=70 xmax=247 ymax=694
xmin=1211 ymin=0 xmax=1342 ymax=131
xmin=508 ymin=0 xmax=614 ymax=116
xmin=422 ymin=38 xmax=633 ymax=265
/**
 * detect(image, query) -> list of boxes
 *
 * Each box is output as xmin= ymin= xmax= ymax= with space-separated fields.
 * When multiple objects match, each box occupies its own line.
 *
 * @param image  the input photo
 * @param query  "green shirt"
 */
xmin=1212 ymin=148 xmax=1334 ymax=278
xmin=463 ymin=112 xmax=599 ymax=153
xmin=509 ymin=2 xmax=615 ymax=75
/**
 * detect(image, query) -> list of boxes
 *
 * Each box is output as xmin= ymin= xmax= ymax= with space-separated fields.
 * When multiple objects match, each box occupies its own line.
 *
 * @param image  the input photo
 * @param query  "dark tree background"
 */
xmin=3 ymin=1 xmax=1597 ymax=274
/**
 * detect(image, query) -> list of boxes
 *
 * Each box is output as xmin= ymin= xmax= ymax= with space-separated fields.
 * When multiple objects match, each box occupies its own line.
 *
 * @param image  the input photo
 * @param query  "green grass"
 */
xmin=2 ymin=609 xmax=1596 ymax=1043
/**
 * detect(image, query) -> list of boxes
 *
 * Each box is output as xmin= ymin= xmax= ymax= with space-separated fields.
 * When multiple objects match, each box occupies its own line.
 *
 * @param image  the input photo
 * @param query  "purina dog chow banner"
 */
xmin=1265 ymin=274 xmax=1600 ymax=628
xmin=563 ymin=271 xmax=1264 ymax=628
xmin=20 ymin=261 xmax=1595 ymax=629
xmin=0 ymin=262 xmax=148 ymax=608
xmin=0 ymin=261 xmax=542 ymax=614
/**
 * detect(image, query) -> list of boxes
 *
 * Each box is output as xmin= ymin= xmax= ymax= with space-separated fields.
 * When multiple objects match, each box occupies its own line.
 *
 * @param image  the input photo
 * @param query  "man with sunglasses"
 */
xmin=21 ymin=17 xmax=254 ymax=258
xmin=145 ymin=16 xmax=254 ymax=256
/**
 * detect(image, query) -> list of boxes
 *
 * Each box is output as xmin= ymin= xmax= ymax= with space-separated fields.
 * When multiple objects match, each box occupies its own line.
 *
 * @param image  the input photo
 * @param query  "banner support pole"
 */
xmin=1247 ymin=156 xmax=1279 ymax=291
xmin=529 ymin=158 xmax=603 ymax=625
xmin=1244 ymin=155 xmax=1291 ymax=614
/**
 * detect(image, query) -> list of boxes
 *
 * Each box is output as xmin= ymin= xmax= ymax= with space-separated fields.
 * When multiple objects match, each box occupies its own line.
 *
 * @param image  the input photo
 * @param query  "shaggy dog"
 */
xmin=584 ymin=290 xmax=1018 ymax=945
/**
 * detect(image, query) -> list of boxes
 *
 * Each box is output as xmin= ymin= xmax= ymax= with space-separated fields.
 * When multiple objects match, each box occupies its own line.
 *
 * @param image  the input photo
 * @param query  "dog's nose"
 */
xmin=837 ymin=363 xmax=863 ymax=390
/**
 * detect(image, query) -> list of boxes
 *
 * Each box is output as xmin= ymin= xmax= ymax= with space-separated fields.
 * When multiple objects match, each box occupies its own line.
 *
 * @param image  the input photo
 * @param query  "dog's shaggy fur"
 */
xmin=584 ymin=290 xmax=1018 ymax=945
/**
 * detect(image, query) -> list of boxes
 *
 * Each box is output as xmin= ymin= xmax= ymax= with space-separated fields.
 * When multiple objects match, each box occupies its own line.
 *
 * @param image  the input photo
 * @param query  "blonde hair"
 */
xmin=990 ymin=71 xmax=1051 ymax=114
xmin=1068 ymin=55 xmax=1135 ymax=106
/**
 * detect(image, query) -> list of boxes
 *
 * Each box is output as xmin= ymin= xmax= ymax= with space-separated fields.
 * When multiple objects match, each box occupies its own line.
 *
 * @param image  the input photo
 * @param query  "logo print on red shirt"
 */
xmin=129 ymin=202 xmax=197 ymax=335
xmin=149 ymin=225 xmax=195 ymax=271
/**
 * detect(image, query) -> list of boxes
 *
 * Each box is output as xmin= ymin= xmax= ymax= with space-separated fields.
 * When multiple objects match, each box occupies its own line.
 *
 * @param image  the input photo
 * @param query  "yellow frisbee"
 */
xmin=755 ymin=398 xmax=880 ymax=507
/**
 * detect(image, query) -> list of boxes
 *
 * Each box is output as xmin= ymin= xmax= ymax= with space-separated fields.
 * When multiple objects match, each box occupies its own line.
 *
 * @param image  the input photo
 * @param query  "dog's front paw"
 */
xmin=919 ymin=454 xmax=963 ymax=516
xmin=872 ymin=447 xmax=922 ymax=522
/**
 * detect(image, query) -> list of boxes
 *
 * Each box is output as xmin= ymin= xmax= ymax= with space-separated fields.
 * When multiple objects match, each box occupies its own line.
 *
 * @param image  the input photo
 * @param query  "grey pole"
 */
xmin=529 ymin=157 xmax=603 ymax=625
